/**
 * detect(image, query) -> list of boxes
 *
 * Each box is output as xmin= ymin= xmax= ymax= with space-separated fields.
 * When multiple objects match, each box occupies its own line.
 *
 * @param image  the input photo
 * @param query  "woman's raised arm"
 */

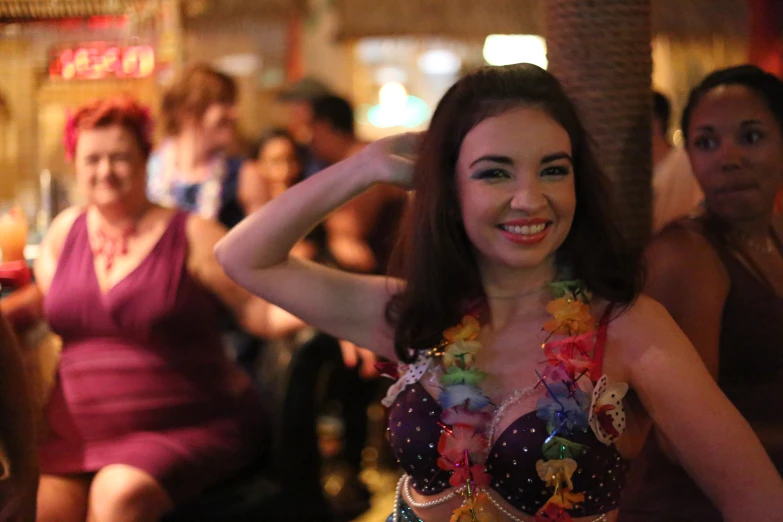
xmin=215 ymin=134 xmax=417 ymax=357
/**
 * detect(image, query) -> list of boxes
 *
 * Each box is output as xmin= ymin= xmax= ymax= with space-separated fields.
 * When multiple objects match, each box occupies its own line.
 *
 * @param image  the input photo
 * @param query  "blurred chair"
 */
xmin=162 ymin=331 xmax=338 ymax=522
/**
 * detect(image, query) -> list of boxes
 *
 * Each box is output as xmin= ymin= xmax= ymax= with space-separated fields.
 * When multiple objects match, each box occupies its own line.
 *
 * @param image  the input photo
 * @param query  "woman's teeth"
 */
xmin=500 ymin=223 xmax=547 ymax=235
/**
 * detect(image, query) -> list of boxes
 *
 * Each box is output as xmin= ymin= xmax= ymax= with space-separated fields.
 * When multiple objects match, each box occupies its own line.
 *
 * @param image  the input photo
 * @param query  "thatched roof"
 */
xmin=336 ymin=0 xmax=541 ymax=40
xmin=0 ymin=0 xmax=748 ymax=39
xmin=335 ymin=0 xmax=748 ymax=40
xmin=0 ymin=0 xmax=145 ymax=20
xmin=0 ymin=0 xmax=306 ymax=21
xmin=182 ymin=0 xmax=306 ymax=20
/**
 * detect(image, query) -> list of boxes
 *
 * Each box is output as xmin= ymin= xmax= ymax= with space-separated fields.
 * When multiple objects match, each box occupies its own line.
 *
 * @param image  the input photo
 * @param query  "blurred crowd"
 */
xmin=0 ymin=59 xmax=781 ymax=522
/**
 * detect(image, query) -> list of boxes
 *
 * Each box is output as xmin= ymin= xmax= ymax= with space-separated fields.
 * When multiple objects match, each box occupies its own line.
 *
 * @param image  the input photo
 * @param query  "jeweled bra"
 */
xmin=382 ymin=281 xmax=630 ymax=521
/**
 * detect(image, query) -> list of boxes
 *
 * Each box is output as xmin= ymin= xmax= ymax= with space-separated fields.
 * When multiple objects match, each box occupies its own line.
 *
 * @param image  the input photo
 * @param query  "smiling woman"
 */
xmin=215 ymin=64 xmax=783 ymax=522
xmin=456 ymin=107 xmax=576 ymax=277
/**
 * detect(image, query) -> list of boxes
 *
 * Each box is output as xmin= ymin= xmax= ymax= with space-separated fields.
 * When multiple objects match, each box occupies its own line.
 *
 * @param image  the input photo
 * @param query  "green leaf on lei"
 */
xmin=542 ymin=436 xmax=589 ymax=460
xmin=548 ymin=280 xmax=591 ymax=302
xmin=440 ymin=367 xmax=487 ymax=386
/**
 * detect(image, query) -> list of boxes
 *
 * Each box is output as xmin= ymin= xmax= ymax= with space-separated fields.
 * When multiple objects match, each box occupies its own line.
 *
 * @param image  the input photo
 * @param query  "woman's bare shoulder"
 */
xmin=43 ymin=206 xmax=85 ymax=254
xmin=604 ymin=295 xmax=691 ymax=372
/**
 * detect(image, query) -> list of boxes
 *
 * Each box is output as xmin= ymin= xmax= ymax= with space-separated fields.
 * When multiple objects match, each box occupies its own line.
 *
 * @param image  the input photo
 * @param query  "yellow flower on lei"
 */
xmin=444 ymin=315 xmax=481 ymax=342
xmin=449 ymin=492 xmax=498 ymax=522
xmin=544 ymin=297 xmax=595 ymax=335
xmin=443 ymin=340 xmax=482 ymax=369
xmin=536 ymin=458 xmax=578 ymax=491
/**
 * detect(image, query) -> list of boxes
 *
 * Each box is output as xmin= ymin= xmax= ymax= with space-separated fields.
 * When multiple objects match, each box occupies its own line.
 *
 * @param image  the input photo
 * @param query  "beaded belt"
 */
xmin=389 ymin=474 xmax=609 ymax=522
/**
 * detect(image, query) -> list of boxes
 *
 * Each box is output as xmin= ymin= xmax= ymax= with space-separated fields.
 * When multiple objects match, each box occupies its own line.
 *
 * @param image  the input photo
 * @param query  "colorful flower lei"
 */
xmin=384 ymin=280 xmax=629 ymax=522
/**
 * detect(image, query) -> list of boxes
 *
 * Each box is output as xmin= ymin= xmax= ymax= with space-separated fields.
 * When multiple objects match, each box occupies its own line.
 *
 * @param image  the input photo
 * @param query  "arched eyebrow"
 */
xmin=469 ymin=155 xmax=513 ymax=168
xmin=695 ymin=119 xmax=766 ymax=133
xmin=540 ymin=152 xmax=573 ymax=165
xmin=468 ymin=151 xmax=572 ymax=169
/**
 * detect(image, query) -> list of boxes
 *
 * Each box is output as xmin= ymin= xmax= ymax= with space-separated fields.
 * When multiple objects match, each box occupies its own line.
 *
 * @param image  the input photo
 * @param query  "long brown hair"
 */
xmin=386 ymin=64 xmax=640 ymax=362
xmin=161 ymin=63 xmax=237 ymax=136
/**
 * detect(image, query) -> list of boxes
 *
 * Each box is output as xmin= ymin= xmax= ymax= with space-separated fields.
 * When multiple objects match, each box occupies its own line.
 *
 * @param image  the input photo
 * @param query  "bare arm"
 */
xmin=0 ymin=285 xmax=44 ymax=335
xmin=214 ymin=135 xmax=417 ymax=359
xmin=186 ymin=216 xmax=304 ymax=339
xmin=643 ymin=224 xmax=728 ymax=378
xmin=616 ymin=297 xmax=783 ymax=520
xmin=0 ymin=312 xmax=38 ymax=522
xmin=33 ymin=206 xmax=83 ymax=296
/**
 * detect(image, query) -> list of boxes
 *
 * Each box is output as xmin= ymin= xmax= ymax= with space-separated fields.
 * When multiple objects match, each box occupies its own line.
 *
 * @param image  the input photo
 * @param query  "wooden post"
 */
xmin=545 ymin=0 xmax=653 ymax=248
xmin=285 ymin=15 xmax=304 ymax=82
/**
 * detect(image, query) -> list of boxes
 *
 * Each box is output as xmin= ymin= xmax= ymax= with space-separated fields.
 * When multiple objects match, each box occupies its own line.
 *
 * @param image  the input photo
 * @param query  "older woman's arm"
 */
xmin=186 ymin=215 xmax=305 ymax=339
xmin=616 ymin=296 xmax=783 ymax=520
xmin=0 ymin=311 xmax=38 ymax=521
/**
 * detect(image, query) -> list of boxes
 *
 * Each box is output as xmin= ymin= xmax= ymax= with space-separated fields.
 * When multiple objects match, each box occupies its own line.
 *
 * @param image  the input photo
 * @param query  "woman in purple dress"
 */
xmin=34 ymin=97 xmax=301 ymax=522
xmin=215 ymin=64 xmax=783 ymax=521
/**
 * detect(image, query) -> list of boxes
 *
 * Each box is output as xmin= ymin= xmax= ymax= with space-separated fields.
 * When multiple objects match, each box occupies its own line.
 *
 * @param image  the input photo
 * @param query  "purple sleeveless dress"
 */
xmin=39 ymin=211 xmax=264 ymax=502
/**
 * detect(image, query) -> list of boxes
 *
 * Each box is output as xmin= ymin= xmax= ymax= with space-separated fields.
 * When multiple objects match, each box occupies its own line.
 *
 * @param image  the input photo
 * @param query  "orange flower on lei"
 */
xmin=542 ymin=488 xmax=585 ymax=510
xmin=544 ymin=297 xmax=595 ymax=335
xmin=444 ymin=315 xmax=481 ymax=342
xmin=449 ymin=491 xmax=498 ymax=522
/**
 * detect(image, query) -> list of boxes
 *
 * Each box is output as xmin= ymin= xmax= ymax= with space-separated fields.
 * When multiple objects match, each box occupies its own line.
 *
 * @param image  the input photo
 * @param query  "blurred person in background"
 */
xmin=621 ymin=65 xmax=783 ymax=521
xmin=33 ymin=97 xmax=300 ymax=522
xmin=651 ymin=91 xmax=703 ymax=232
xmin=239 ymin=128 xmax=324 ymax=261
xmin=276 ymin=76 xmax=334 ymax=180
xmin=240 ymin=123 xmax=381 ymax=520
xmin=243 ymin=96 xmax=407 ymax=518
xmin=148 ymin=63 xmax=263 ymax=374
xmin=240 ymin=129 xmax=303 ymax=212
xmin=297 ymin=93 xmax=408 ymax=521
xmin=147 ymin=63 xmax=248 ymax=229
xmin=309 ymin=94 xmax=408 ymax=275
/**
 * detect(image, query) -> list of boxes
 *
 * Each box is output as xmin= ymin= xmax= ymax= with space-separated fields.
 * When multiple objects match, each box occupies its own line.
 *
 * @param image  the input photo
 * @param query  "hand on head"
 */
xmin=358 ymin=132 xmax=422 ymax=190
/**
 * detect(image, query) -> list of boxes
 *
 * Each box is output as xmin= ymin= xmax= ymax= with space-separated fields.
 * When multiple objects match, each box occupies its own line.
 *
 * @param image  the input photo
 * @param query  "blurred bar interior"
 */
xmin=0 ymin=0 xmax=780 ymax=246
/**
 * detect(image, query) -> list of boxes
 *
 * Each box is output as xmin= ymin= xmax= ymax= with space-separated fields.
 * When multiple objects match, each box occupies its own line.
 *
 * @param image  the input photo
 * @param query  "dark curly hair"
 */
xmin=681 ymin=64 xmax=783 ymax=143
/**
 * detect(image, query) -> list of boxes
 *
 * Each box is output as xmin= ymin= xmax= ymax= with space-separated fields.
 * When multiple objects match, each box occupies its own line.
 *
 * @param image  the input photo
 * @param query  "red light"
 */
xmin=49 ymin=43 xmax=155 ymax=81
xmin=137 ymin=47 xmax=155 ymax=77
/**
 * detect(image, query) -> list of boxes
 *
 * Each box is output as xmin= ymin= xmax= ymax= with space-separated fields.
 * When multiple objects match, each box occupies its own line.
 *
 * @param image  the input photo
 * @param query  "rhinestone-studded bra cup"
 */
xmin=387 ymin=382 xmax=629 ymax=517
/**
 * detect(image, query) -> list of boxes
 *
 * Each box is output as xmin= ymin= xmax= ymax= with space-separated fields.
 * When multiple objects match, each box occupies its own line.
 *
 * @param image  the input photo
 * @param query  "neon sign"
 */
xmin=49 ymin=43 xmax=155 ymax=80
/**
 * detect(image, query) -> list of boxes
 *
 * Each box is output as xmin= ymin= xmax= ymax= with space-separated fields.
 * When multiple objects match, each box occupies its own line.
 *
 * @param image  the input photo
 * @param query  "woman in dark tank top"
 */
xmin=620 ymin=65 xmax=783 ymax=521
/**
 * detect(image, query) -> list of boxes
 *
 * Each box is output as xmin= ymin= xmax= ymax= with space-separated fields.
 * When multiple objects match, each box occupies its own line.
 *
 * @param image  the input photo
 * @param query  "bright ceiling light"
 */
xmin=379 ymin=82 xmax=408 ymax=109
xmin=417 ymin=49 xmax=462 ymax=75
xmin=483 ymin=34 xmax=547 ymax=68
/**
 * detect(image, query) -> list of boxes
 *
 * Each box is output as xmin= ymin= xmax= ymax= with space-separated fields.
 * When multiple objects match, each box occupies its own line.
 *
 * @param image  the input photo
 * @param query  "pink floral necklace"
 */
xmin=383 ymin=281 xmax=629 ymax=522
xmin=91 ymin=221 xmax=138 ymax=272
